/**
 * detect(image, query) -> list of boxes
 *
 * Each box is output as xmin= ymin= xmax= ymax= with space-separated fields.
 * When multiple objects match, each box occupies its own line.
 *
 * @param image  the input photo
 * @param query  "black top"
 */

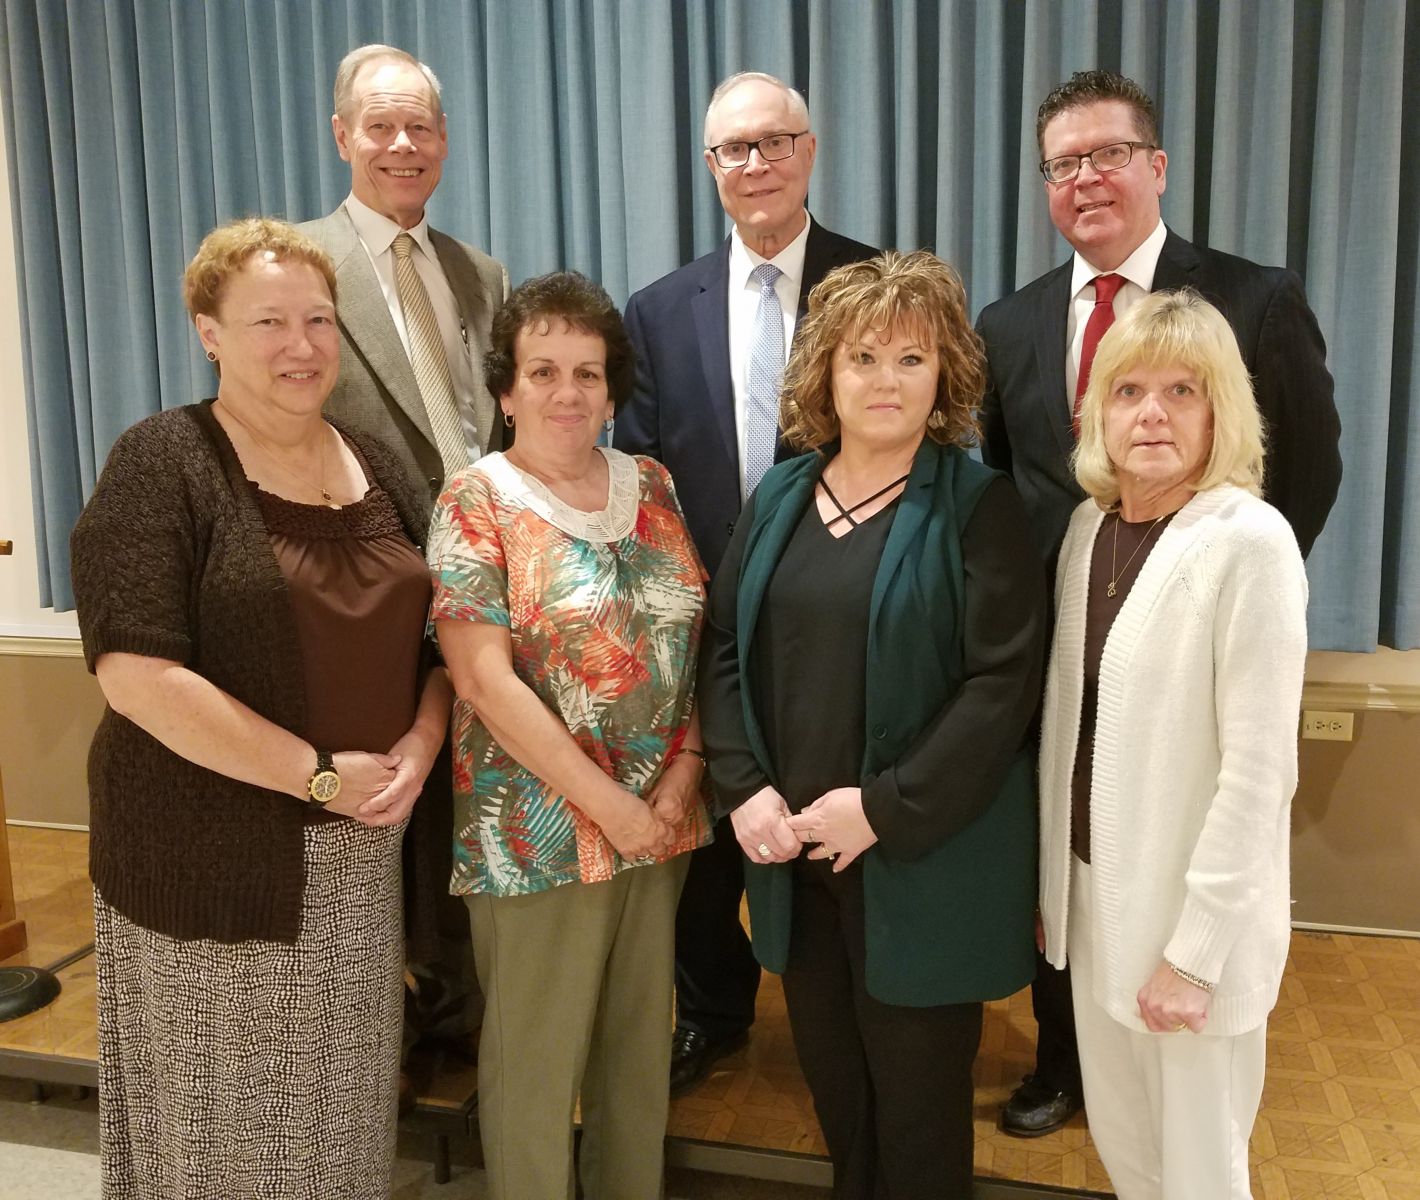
xmin=705 ymin=476 xmax=1043 ymax=850
xmin=753 ymin=494 xmax=898 ymax=812
xmin=1071 ymin=509 xmax=1176 ymax=861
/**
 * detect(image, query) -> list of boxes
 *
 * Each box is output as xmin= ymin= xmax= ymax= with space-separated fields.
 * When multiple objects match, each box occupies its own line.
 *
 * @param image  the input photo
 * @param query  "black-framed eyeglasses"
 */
xmin=1039 ymin=140 xmax=1156 ymax=184
xmin=707 ymin=131 xmax=810 ymax=169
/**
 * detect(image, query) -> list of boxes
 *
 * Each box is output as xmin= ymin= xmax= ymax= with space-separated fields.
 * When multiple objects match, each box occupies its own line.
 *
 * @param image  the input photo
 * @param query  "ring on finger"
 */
xmin=1172 ymin=1022 xmax=1188 ymax=1033
xmin=757 ymin=842 xmax=772 ymax=859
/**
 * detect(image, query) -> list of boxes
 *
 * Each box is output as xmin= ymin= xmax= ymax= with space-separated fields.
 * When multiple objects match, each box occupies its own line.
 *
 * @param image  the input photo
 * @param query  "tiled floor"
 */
xmin=4 ymin=825 xmax=1420 ymax=1198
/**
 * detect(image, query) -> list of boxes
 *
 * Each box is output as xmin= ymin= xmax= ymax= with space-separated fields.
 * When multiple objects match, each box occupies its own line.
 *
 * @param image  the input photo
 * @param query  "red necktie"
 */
xmin=1073 ymin=273 xmax=1125 ymax=439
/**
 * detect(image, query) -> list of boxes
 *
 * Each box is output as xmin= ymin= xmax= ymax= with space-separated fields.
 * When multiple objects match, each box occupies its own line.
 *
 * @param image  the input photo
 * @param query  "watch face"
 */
xmin=309 ymin=770 xmax=341 ymax=805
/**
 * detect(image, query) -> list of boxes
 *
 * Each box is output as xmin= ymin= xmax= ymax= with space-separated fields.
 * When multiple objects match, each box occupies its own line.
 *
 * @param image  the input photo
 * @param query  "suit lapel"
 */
xmin=1033 ymin=263 xmax=1075 ymax=464
xmin=431 ymin=229 xmax=497 ymax=450
xmin=691 ymin=240 xmax=739 ymax=465
xmin=1152 ymin=227 xmax=1201 ymax=292
xmin=327 ymin=209 xmax=436 ymax=449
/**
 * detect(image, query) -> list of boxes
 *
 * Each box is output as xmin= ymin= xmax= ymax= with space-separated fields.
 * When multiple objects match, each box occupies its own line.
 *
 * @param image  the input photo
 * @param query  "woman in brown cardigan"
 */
xmin=70 ymin=218 xmax=451 ymax=1199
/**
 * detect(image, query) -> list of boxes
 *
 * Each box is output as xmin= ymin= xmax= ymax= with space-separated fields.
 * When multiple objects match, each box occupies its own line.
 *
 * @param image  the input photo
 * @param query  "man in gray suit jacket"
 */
xmin=300 ymin=43 xmax=509 ymax=1083
xmin=301 ymin=43 xmax=508 ymax=521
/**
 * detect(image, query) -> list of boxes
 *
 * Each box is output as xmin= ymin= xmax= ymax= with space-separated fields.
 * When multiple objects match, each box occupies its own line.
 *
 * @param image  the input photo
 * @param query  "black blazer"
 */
xmin=614 ymin=219 xmax=878 ymax=577
xmin=977 ymin=228 xmax=1342 ymax=563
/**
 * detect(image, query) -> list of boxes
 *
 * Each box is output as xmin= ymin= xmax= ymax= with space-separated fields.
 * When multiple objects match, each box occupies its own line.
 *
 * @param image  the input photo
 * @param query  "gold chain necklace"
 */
xmin=1107 ymin=512 xmax=1167 ymax=598
xmin=217 ymin=402 xmax=338 ymax=509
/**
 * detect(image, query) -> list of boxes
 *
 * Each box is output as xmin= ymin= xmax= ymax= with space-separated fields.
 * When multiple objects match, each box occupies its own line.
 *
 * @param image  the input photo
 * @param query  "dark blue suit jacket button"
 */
xmin=872 ymin=724 xmax=887 ymax=739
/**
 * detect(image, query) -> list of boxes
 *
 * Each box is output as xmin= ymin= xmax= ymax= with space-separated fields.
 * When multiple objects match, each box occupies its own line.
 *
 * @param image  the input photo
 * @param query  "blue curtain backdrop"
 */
xmin=0 ymin=0 xmax=1415 ymax=648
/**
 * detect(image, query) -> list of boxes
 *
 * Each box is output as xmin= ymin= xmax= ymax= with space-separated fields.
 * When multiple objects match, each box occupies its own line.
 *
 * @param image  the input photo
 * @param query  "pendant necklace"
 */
xmin=1107 ymin=511 xmax=1167 ymax=598
xmin=218 ymin=402 xmax=339 ymax=509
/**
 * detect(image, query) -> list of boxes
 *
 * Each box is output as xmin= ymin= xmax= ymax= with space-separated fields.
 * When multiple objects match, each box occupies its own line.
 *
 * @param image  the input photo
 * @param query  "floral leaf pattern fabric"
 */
xmin=428 ymin=449 xmax=710 ymax=897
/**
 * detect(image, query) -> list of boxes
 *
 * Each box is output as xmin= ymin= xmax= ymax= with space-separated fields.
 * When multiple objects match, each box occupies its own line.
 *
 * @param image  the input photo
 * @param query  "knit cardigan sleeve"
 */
xmin=71 ymin=416 xmax=202 ymax=672
xmin=1162 ymin=509 xmax=1308 ymax=983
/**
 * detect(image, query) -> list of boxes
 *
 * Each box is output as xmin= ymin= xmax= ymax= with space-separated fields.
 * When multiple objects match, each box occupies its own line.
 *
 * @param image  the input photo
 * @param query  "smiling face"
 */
xmin=703 ymin=79 xmax=816 ymax=259
xmin=500 ymin=320 xmax=612 ymax=462
xmin=333 ymin=59 xmax=448 ymax=229
xmin=1041 ymin=99 xmax=1166 ymax=271
xmin=830 ymin=325 xmax=940 ymax=455
xmin=195 ymin=255 xmax=339 ymax=417
xmin=1103 ymin=362 xmax=1214 ymax=505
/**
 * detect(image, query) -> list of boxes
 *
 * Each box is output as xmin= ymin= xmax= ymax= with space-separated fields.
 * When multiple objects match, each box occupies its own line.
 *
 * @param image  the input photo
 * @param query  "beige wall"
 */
xmin=0 ymin=644 xmax=102 ymax=827
xmin=1293 ymin=708 xmax=1420 ymax=933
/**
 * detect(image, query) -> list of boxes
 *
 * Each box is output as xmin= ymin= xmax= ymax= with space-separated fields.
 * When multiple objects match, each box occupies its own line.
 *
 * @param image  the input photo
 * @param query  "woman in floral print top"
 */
xmin=428 ymin=271 xmax=708 ymax=1200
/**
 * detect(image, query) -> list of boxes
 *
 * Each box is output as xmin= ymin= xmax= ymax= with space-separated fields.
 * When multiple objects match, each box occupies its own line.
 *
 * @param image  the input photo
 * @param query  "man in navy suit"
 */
xmin=978 ymin=68 xmax=1342 ymax=1138
xmin=615 ymin=71 xmax=877 ymax=1095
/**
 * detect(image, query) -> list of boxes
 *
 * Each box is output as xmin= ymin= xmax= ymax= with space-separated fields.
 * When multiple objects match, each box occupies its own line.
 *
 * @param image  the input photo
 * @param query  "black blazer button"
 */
xmin=726 ymin=521 xmax=736 ymax=535
xmin=872 ymin=724 xmax=887 ymax=740
xmin=429 ymin=477 xmax=441 ymax=492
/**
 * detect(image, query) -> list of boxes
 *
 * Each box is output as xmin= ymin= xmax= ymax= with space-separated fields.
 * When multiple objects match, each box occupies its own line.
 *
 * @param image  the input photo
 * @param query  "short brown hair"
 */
xmin=779 ymin=250 xmax=985 ymax=452
xmin=483 ymin=272 xmax=636 ymax=409
xmin=1036 ymin=69 xmax=1160 ymax=156
xmin=1073 ymin=289 xmax=1266 ymax=508
xmin=183 ymin=218 xmax=336 ymax=319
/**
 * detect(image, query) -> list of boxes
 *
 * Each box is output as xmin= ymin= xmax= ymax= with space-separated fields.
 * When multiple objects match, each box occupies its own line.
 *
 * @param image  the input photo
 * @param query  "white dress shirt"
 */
xmin=343 ymin=193 xmax=482 ymax=459
xmin=727 ymin=216 xmax=812 ymax=499
xmin=1064 ymin=218 xmax=1169 ymax=402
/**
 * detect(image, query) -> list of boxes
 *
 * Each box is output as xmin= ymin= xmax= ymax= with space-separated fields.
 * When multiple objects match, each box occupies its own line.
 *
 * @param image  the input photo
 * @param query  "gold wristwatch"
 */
xmin=307 ymin=750 xmax=341 ymax=806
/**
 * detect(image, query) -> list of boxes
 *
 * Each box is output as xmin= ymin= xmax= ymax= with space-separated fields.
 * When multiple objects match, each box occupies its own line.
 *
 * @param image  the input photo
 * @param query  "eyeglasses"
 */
xmin=707 ymin=131 xmax=810 ymax=169
xmin=1039 ymin=140 xmax=1156 ymax=184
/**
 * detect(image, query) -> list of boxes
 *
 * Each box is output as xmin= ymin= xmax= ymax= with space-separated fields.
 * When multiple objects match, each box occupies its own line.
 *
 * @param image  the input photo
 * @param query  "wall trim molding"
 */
xmin=1294 ymin=920 xmax=1420 ymax=940
xmin=0 ymin=635 xmax=84 ymax=659
xmin=1301 ymin=680 xmax=1420 ymax=714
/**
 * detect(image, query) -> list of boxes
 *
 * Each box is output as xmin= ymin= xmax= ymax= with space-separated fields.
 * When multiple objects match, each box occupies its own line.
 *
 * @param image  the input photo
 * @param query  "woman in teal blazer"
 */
xmin=699 ymin=252 xmax=1046 ymax=1199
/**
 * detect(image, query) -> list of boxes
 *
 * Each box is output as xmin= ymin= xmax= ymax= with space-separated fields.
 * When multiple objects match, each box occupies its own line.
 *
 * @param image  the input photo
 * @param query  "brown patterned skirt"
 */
xmin=95 ymin=816 xmax=405 ymax=1199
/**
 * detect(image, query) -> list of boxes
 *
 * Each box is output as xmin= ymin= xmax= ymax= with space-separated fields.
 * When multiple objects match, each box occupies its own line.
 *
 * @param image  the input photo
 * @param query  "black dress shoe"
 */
xmin=669 ymin=1027 xmax=749 ymax=1097
xmin=1000 ymin=1074 xmax=1083 ymax=1137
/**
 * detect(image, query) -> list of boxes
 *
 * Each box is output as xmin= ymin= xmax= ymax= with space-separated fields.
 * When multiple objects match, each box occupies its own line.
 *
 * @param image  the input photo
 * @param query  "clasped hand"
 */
xmin=325 ymin=737 xmax=436 ymax=828
xmin=785 ymin=787 xmax=877 ymax=873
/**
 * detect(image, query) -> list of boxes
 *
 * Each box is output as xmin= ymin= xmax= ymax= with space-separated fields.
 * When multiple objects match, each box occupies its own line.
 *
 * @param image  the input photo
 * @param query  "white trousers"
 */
xmin=1068 ymin=857 xmax=1266 ymax=1200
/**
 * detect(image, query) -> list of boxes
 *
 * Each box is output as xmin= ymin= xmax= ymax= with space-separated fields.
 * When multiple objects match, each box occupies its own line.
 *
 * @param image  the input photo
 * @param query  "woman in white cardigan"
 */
xmin=1038 ymin=289 xmax=1309 ymax=1200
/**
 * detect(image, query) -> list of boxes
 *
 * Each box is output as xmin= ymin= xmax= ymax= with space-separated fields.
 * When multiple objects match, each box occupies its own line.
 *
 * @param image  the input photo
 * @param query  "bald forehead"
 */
xmin=704 ymin=79 xmax=809 ymax=145
xmin=345 ymin=58 xmax=440 ymax=120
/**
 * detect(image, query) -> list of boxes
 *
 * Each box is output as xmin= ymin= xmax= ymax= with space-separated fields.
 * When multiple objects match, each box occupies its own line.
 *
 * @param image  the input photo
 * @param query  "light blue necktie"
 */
xmin=743 ymin=263 xmax=785 ymax=496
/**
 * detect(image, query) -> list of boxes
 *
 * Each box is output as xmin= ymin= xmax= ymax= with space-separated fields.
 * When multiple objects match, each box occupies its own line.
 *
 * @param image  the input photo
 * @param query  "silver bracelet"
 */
xmin=1166 ymin=960 xmax=1216 ymax=993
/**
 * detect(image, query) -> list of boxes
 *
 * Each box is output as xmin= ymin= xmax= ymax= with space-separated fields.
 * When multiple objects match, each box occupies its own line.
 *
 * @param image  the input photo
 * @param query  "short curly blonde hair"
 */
xmin=780 ymin=250 xmax=984 ymax=452
xmin=183 ymin=218 xmax=336 ymax=320
xmin=1073 ymin=288 xmax=1266 ymax=508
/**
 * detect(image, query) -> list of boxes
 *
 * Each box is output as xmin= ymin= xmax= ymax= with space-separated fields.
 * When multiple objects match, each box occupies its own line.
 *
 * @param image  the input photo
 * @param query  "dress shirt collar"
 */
xmin=728 ymin=213 xmax=813 ymax=298
xmin=343 ymin=192 xmax=435 ymax=259
xmin=1069 ymin=217 xmax=1167 ymax=299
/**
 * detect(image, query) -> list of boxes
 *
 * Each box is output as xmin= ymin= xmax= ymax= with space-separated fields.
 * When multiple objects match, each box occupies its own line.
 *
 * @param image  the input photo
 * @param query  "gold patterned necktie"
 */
xmin=391 ymin=232 xmax=470 ymax=479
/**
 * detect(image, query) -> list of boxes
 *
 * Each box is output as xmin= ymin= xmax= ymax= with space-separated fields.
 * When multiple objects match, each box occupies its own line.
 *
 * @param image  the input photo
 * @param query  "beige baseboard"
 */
xmin=0 ymin=635 xmax=83 ymax=659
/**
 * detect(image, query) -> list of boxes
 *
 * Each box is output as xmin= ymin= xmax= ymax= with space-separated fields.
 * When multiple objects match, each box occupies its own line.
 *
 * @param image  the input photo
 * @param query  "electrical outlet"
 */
xmin=1301 ymin=710 xmax=1354 ymax=741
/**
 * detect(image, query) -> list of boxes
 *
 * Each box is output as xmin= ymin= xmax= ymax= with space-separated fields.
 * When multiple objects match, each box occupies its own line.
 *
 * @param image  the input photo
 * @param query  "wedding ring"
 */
xmin=633 ymin=855 xmax=655 ymax=866
xmin=1172 ymin=1022 xmax=1188 ymax=1033
xmin=757 ymin=842 xmax=772 ymax=859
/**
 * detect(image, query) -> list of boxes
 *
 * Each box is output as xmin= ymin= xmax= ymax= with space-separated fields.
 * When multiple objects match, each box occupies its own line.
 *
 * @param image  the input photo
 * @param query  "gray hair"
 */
xmin=703 ymin=71 xmax=810 ymax=146
xmin=333 ymin=44 xmax=444 ymax=123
